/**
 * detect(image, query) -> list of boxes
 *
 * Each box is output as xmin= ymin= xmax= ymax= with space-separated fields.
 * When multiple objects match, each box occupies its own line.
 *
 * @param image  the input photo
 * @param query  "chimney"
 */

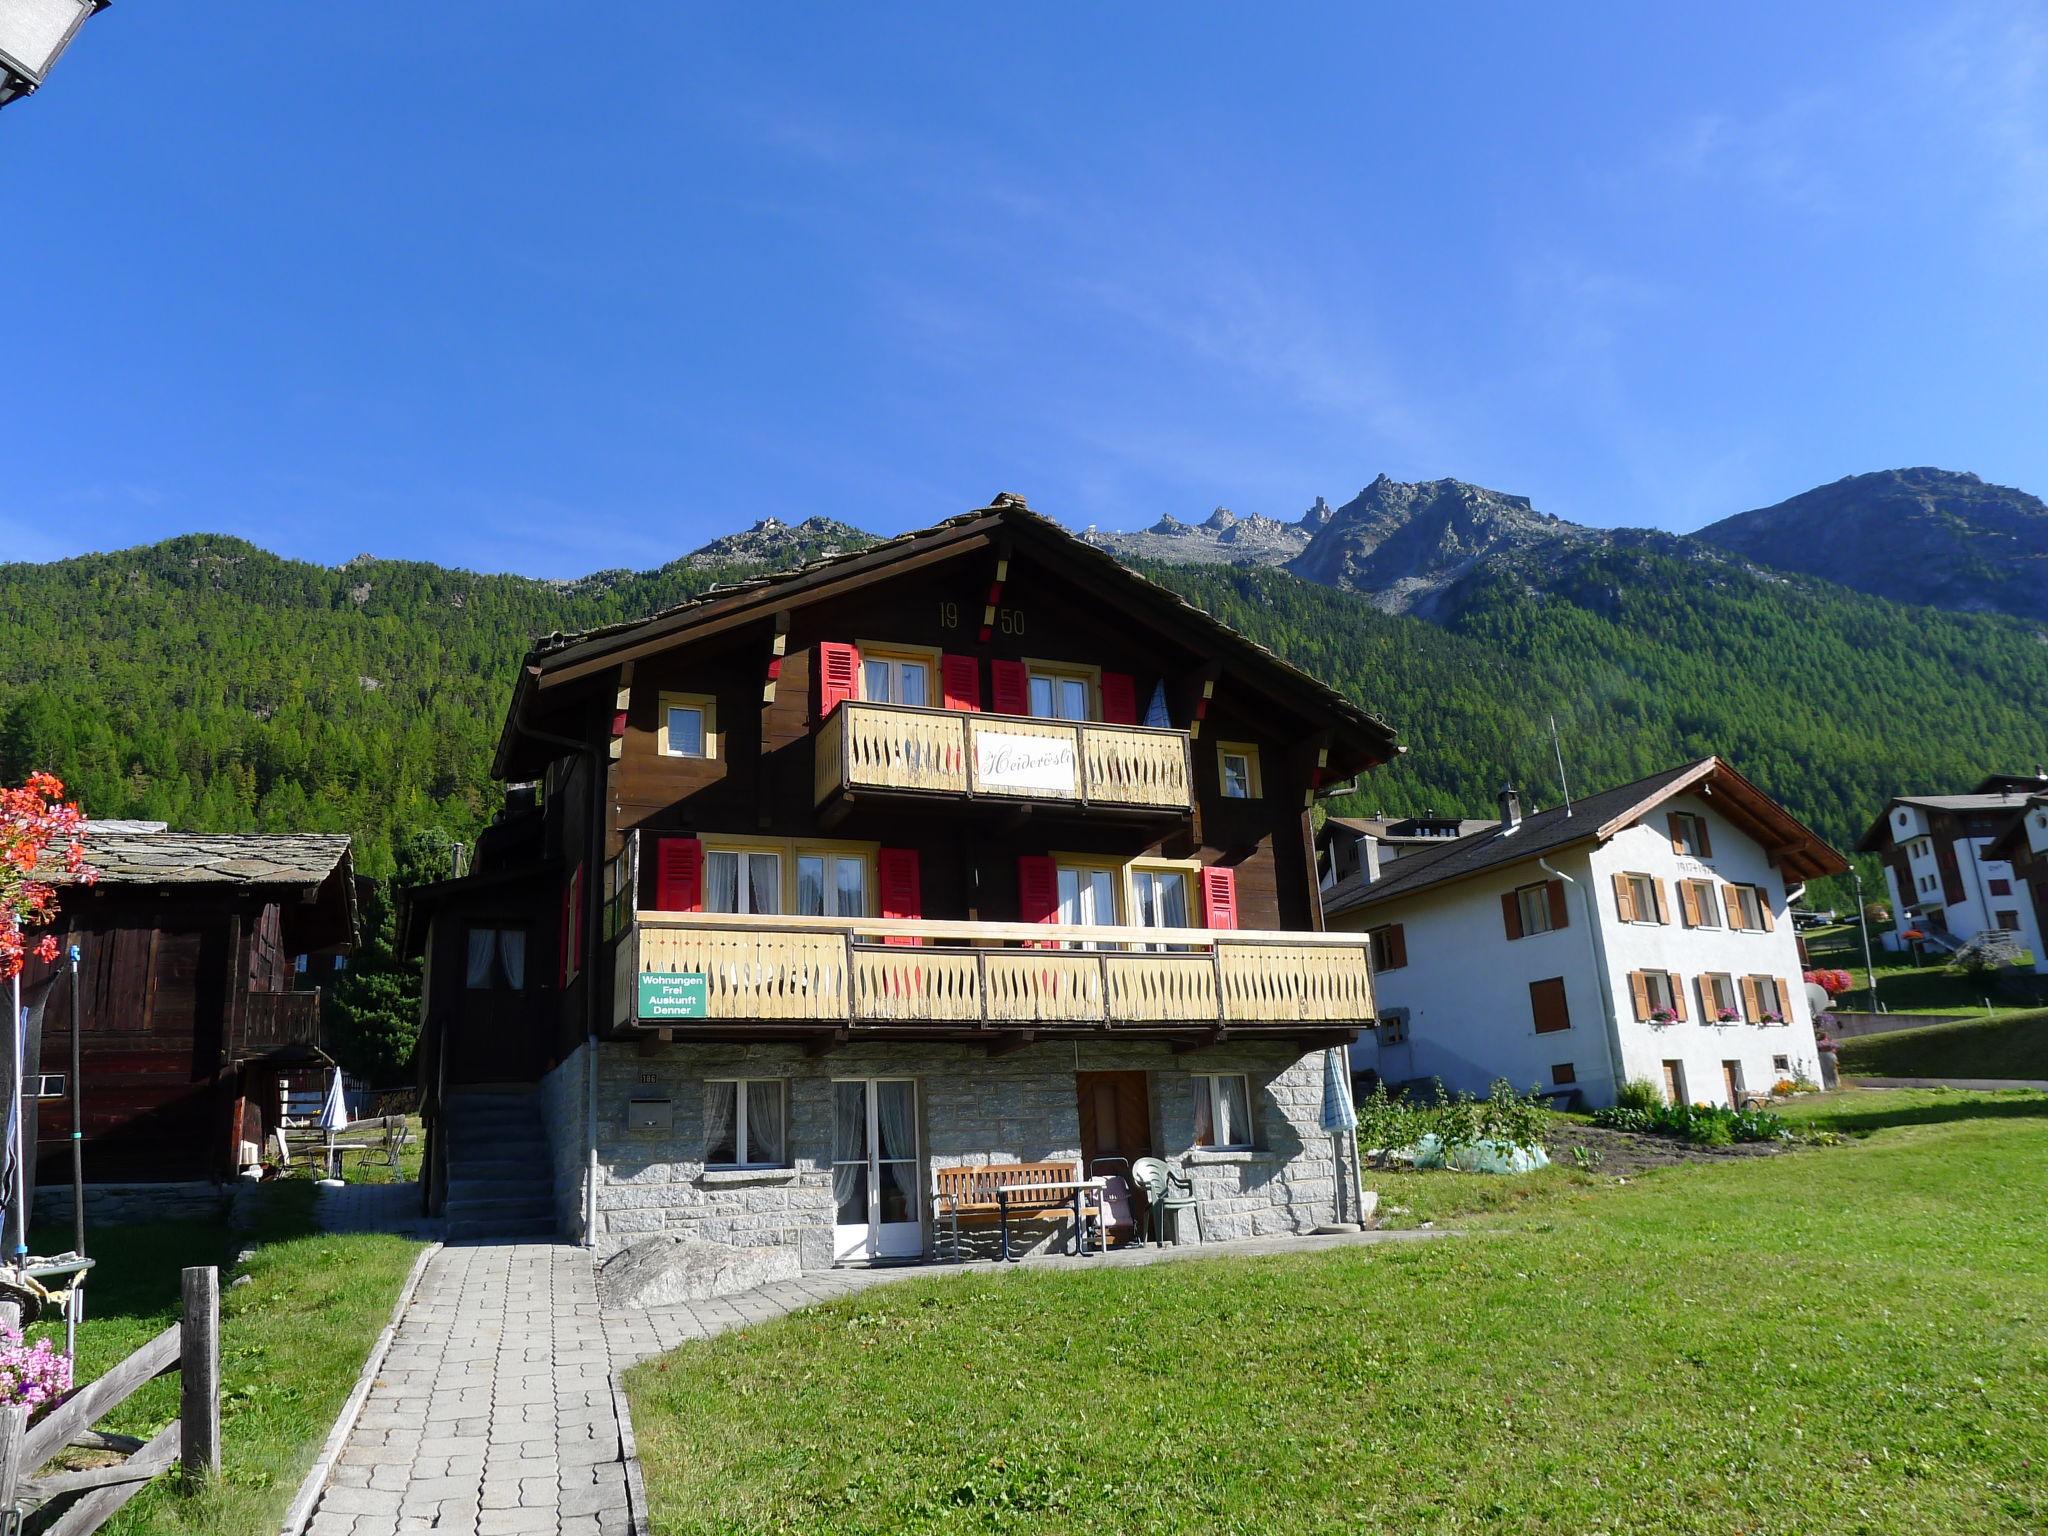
xmin=1498 ymin=785 xmax=1523 ymax=834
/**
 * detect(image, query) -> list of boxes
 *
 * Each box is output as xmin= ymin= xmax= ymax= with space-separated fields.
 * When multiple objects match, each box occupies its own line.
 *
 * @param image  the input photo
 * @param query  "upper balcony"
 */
xmin=814 ymin=702 xmax=1194 ymax=824
xmin=236 ymin=988 xmax=324 ymax=1059
xmin=615 ymin=912 xmax=1372 ymax=1044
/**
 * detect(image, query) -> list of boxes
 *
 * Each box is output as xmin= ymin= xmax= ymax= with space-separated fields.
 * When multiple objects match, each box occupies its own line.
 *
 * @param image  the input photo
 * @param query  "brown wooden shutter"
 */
xmin=1651 ymin=880 xmax=1671 ymax=924
xmin=1628 ymin=970 xmax=1651 ymax=1021
xmin=1678 ymin=880 xmax=1702 ymax=928
xmin=1667 ymin=813 xmax=1686 ymax=855
xmin=1612 ymin=873 xmax=1636 ymax=923
xmin=1723 ymin=883 xmax=1745 ymax=930
xmin=1741 ymin=976 xmax=1762 ymax=1022
xmin=1758 ymin=889 xmax=1775 ymax=932
xmin=1696 ymin=817 xmax=1712 ymax=857
xmin=1530 ymin=977 xmax=1571 ymax=1034
xmin=1668 ymin=972 xmax=1687 ymax=1022
xmin=1381 ymin=924 xmax=1407 ymax=970
xmin=1547 ymin=880 xmax=1569 ymax=931
xmin=1501 ymin=889 xmax=1524 ymax=941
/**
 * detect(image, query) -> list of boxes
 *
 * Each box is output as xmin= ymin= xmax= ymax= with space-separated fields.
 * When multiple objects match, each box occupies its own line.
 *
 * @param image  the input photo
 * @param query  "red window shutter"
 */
xmin=1200 ymin=866 xmax=1238 ymax=930
xmin=1099 ymin=672 xmax=1138 ymax=725
xmin=654 ymin=836 xmax=702 ymax=912
xmin=878 ymin=848 xmax=921 ymax=947
xmin=940 ymin=654 xmax=982 ymax=712
xmin=1547 ymin=880 xmax=1570 ymax=930
xmin=991 ymin=660 xmax=1029 ymax=716
xmin=1017 ymin=856 xmax=1059 ymax=947
xmin=817 ymin=642 xmax=861 ymax=717
xmin=1501 ymin=890 xmax=1524 ymax=941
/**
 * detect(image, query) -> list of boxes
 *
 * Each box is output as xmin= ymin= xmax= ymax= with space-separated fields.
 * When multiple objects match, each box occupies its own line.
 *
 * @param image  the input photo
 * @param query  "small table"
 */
xmin=994 ymin=1178 xmax=1108 ymax=1262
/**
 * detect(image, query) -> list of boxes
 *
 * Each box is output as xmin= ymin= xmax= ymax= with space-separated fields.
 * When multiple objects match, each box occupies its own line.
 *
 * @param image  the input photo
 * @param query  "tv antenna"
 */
xmin=1549 ymin=714 xmax=1573 ymax=817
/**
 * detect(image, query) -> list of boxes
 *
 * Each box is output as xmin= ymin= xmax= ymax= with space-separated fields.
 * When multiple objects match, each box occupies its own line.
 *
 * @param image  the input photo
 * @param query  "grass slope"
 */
xmin=627 ymin=1091 xmax=2048 ymax=1535
xmin=31 ymin=1184 xmax=422 ymax=1536
xmin=1838 ymin=1010 xmax=2048 ymax=1081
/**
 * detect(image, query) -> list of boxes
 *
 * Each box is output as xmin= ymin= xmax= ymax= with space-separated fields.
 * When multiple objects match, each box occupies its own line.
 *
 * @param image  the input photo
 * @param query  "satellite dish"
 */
xmin=1804 ymin=981 xmax=1832 ymax=1017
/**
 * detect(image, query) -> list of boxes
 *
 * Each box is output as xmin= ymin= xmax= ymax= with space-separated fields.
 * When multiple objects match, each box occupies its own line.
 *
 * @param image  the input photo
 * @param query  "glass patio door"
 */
xmin=832 ymin=1078 xmax=921 ymax=1262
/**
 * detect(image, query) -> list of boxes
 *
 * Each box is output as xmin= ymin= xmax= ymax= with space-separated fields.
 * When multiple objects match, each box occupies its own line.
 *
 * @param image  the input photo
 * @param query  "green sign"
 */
xmin=638 ymin=971 xmax=708 ymax=1021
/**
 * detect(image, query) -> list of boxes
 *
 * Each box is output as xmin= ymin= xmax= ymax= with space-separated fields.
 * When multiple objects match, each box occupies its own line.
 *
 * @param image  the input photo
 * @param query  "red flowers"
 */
xmin=1 ymin=773 xmax=94 ymax=982
xmin=1801 ymin=968 xmax=1854 ymax=995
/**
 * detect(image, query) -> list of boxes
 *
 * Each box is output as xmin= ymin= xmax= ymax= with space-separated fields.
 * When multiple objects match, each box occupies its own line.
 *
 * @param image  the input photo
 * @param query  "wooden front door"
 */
xmin=446 ymin=924 xmax=543 ymax=1087
xmin=1077 ymin=1071 xmax=1154 ymax=1241
xmin=1722 ymin=1060 xmax=1743 ymax=1106
xmin=1661 ymin=1059 xmax=1685 ymax=1105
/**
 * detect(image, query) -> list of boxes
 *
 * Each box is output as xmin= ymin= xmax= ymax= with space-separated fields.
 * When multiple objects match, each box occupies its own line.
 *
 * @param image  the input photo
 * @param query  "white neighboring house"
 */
xmin=1322 ymin=758 xmax=1847 ymax=1108
xmin=1855 ymin=774 xmax=2048 ymax=973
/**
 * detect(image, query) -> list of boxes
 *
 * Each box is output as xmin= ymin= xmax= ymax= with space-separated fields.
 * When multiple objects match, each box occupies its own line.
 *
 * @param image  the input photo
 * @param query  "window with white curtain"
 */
xmin=463 ymin=928 xmax=528 ymax=991
xmin=704 ymin=1079 xmax=788 ymax=1167
xmin=1191 ymin=1073 xmax=1254 ymax=1150
xmin=704 ymin=849 xmax=782 ymax=914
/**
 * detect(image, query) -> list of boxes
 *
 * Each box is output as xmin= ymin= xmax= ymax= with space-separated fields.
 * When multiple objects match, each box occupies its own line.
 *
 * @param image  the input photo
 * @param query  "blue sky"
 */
xmin=5 ymin=4 xmax=2047 ymax=576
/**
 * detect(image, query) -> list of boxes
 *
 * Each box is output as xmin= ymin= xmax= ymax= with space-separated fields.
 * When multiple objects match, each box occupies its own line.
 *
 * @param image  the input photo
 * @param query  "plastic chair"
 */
xmin=1129 ymin=1156 xmax=1205 ymax=1246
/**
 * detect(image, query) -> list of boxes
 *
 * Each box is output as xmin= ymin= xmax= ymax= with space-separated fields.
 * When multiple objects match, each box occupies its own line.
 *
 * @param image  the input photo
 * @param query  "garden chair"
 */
xmin=1129 ymin=1156 xmax=1205 ymax=1246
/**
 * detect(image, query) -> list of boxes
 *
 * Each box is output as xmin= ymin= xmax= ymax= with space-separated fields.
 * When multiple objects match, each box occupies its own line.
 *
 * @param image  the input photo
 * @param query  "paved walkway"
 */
xmin=306 ymin=1220 xmax=1433 ymax=1534
xmin=316 ymin=1180 xmax=444 ymax=1238
xmin=1851 ymin=1076 xmax=2048 ymax=1092
xmin=309 ymin=1243 xmax=628 ymax=1536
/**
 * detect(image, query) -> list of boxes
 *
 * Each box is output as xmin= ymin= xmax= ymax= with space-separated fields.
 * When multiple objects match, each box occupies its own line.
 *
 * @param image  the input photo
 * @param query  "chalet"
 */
xmin=1856 ymin=772 xmax=2048 ymax=970
xmin=1986 ymin=795 xmax=2048 ymax=974
xmin=1323 ymin=759 xmax=1845 ymax=1108
xmin=403 ymin=494 xmax=1397 ymax=1263
xmin=17 ymin=826 xmax=355 ymax=1201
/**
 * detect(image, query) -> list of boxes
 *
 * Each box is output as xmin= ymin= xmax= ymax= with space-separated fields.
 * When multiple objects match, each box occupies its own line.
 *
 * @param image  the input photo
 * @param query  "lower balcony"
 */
xmin=237 ymin=988 xmax=324 ymax=1058
xmin=614 ymin=913 xmax=1373 ymax=1046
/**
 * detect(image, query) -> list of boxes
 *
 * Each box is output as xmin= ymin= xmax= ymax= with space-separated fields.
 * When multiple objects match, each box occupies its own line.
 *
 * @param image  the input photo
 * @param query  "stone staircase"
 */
xmin=440 ymin=1089 xmax=558 ymax=1241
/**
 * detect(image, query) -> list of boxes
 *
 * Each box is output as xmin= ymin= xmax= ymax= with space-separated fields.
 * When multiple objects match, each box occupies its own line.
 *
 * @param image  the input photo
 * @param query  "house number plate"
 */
xmin=638 ymin=972 xmax=709 ymax=1020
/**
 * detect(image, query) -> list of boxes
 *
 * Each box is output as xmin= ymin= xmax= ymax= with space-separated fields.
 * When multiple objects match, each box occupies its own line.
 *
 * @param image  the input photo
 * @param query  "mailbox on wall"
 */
xmin=627 ymin=1097 xmax=673 ymax=1133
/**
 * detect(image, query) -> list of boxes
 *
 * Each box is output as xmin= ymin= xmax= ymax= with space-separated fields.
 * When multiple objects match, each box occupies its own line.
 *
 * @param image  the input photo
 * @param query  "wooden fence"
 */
xmin=0 ymin=1265 xmax=219 ymax=1534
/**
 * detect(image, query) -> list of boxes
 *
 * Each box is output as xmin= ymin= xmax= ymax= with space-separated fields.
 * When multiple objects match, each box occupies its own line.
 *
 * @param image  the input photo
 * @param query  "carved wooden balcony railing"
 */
xmin=814 ymin=703 xmax=1194 ymax=816
xmin=617 ymin=913 xmax=1373 ymax=1035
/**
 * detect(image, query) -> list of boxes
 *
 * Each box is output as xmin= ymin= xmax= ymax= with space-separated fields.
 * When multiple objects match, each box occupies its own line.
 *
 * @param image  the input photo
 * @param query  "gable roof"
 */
xmin=1324 ymin=756 xmax=1846 ymax=917
xmin=71 ymin=830 xmax=354 ymax=888
xmin=494 ymin=494 xmax=1402 ymax=778
xmin=1987 ymin=795 xmax=2048 ymax=860
xmin=1853 ymin=791 xmax=2040 ymax=852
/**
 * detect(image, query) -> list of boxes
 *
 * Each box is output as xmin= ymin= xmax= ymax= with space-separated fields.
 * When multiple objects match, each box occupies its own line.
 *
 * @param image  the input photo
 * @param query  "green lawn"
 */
xmin=1837 ymin=1009 xmax=2048 ymax=1081
xmin=29 ymin=1184 xmax=422 ymax=1535
xmin=627 ymin=1090 xmax=2048 ymax=1534
xmin=276 ymin=1115 xmax=425 ymax=1186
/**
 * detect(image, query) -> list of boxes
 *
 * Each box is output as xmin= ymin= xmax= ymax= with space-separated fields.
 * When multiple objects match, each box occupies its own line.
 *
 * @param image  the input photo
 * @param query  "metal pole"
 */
xmin=9 ymin=966 xmax=23 ymax=1263
xmin=1851 ymin=867 xmax=1880 ymax=1010
xmin=68 ymin=946 xmax=82 ymax=1259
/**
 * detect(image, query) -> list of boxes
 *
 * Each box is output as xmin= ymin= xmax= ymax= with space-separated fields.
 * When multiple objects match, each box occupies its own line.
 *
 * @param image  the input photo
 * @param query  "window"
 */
xmin=658 ymin=692 xmax=717 ymax=759
xmin=1529 ymin=976 xmax=1572 ymax=1034
xmin=31 ymin=1074 xmax=65 ymax=1099
xmin=1746 ymin=975 xmax=1786 ymax=1023
xmin=704 ymin=848 xmax=783 ymax=914
xmin=1990 ymin=877 xmax=2013 ymax=897
xmin=1613 ymin=872 xmax=1667 ymax=924
xmin=1130 ymin=865 xmax=1194 ymax=951
xmin=1726 ymin=884 xmax=1766 ymax=931
xmin=860 ymin=647 xmax=932 ymax=708
xmin=1027 ymin=664 xmax=1096 ymax=721
xmin=1216 ymin=742 xmax=1262 ymax=799
xmin=1679 ymin=879 xmax=1722 ymax=929
xmin=1376 ymin=1010 xmax=1409 ymax=1046
xmin=1515 ymin=882 xmax=1557 ymax=937
xmin=1550 ymin=1063 xmax=1576 ymax=1087
xmin=293 ymin=953 xmax=309 ymax=975
xmin=1638 ymin=969 xmax=1680 ymax=1021
xmin=1997 ymin=910 xmax=2022 ymax=932
xmin=559 ymin=864 xmax=584 ymax=987
xmin=1192 ymin=1073 xmax=1255 ymax=1150
xmin=464 ymin=928 xmax=528 ymax=991
xmin=704 ymin=1080 xmax=787 ymax=1167
xmin=1661 ymin=1060 xmax=1686 ymax=1104
xmin=1701 ymin=972 xmax=1741 ymax=1023
xmin=1772 ymin=1054 xmax=1791 ymax=1076
xmin=1366 ymin=924 xmax=1407 ymax=972
xmin=1669 ymin=811 xmax=1711 ymax=858
xmin=1055 ymin=861 xmax=1120 ymax=947
xmin=797 ymin=852 xmax=868 ymax=917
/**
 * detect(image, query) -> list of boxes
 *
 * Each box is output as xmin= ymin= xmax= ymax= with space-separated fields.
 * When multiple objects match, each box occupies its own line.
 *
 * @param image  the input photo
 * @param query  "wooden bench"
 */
xmin=932 ymin=1162 xmax=1095 ymax=1260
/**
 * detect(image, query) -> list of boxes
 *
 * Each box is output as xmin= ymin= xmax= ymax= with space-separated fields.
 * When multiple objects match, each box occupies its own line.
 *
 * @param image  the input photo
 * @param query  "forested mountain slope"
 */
xmin=2 ymin=524 xmax=2043 ymax=887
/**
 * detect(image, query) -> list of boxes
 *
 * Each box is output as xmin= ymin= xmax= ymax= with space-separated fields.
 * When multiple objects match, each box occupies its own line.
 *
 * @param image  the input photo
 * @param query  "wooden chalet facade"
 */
xmin=406 ymin=496 xmax=1397 ymax=1264
xmin=18 ymin=828 xmax=355 ymax=1187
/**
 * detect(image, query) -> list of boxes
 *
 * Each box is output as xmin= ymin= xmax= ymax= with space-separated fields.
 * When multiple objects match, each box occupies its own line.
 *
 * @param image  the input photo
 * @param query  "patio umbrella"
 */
xmin=314 ymin=1069 xmax=348 ymax=1182
xmin=1142 ymin=680 xmax=1171 ymax=729
xmin=1320 ymin=1047 xmax=1366 ymax=1227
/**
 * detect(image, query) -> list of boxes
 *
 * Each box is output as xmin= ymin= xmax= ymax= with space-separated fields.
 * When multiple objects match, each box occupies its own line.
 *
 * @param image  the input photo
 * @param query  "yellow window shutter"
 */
xmin=1669 ymin=973 xmax=1687 ymax=1021
xmin=1667 ymin=813 xmax=1686 ymax=854
xmin=1651 ymin=880 xmax=1671 ymax=924
xmin=1612 ymin=872 xmax=1636 ymax=923
xmin=1759 ymin=892 xmax=1775 ymax=932
xmin=1628 ymin=970 xmax=1651 ymax=1021
xmin=1741 ymin=977 xmax=1762 ymax=1022
xmin=1724 ymin=884 xmax=1745 ymax=930
xmin=1679 ymin=880 xmax=1701 ymax=927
